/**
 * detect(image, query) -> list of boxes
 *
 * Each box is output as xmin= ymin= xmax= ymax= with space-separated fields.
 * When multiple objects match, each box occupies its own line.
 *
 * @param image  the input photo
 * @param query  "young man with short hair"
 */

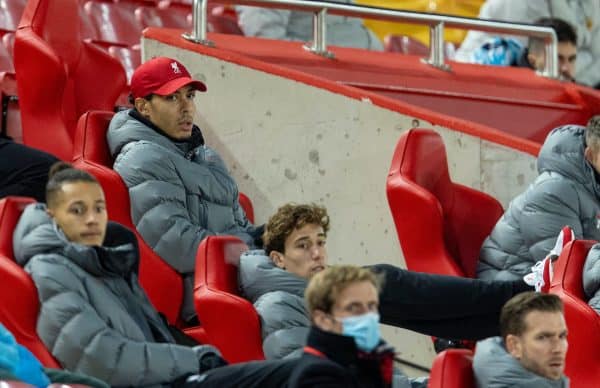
xmin=473 ymin=292 xmax=569 ymax=387
xmin=239 ymin=203 xmax=532 ymax=359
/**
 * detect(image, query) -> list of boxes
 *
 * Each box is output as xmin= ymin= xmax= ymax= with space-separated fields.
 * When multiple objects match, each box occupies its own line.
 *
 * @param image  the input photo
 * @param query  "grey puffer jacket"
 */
xmin=236 ymin=0 xmax=383 ymax=51
xmin=13 ymin=204 xmax=200 ymax=387
xmin=583 ymin=243 xmax=600 ymax=313
xmin=479 ymin=125 xmax=600 ymax=281
xmin=239 ymin=250 xmax=310 ymax=360
xmin=107 ymin=109 xmax=261 ymax=321
xmin=473 ymin=337 xmax=569 ymax=388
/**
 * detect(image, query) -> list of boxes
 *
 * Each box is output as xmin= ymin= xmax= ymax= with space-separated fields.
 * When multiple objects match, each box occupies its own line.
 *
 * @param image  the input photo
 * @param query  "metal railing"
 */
xmin=182 ymin=0 xmax=559 ymax=78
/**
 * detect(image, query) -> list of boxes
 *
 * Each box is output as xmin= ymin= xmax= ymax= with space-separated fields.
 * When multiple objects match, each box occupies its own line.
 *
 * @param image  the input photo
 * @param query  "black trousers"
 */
xmin=370 ymin=264 xmax=533 ymax=340
xmin=0 ymin=139 xmax=58 ymax=202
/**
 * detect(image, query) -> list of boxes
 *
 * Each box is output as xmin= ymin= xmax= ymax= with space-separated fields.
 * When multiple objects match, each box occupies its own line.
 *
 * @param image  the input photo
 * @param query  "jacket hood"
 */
xmin=13 ymin=203 xmax=139 ymax=278
xmin=474 ymin=337 xmax=569 ymax=388
xmin=538 ymin=125 xmax=600 ymax=198
xmin=239 ymin=250 xmax=308 ymax=302
xmin=106 ymin=109 xmax=204 ymax=159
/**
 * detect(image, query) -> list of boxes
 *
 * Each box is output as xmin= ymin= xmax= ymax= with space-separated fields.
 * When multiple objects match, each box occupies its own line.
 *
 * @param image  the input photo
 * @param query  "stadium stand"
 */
xmin=194 ymin=235 xmax=265 ymax=362
xmin=386 ymin=128 xmax=504 ymax=277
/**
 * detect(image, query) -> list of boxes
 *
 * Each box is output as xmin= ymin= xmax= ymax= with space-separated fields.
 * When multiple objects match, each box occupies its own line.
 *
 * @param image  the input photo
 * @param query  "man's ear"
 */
xmin=269 ymin=251 xmax=285 ymax=270
xmin=505 ymin=334 xmax=523 ymax=359
xmin=527 ymin=53 xmax=541 ymax=71
xmin=585 ymin=146 xmax=594 ymax=163
xmin=134 ymin=97 xmax=149 ymax=116
xmin=312 ymin=309 xmax=333 ymax=332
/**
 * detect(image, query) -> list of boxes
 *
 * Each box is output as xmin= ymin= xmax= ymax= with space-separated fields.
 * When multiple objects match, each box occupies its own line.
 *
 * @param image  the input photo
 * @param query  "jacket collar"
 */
xmin=129 ymin=109 xmax=205 ymax=154
xmin=306 ymin=326 xmax=360 ymax=366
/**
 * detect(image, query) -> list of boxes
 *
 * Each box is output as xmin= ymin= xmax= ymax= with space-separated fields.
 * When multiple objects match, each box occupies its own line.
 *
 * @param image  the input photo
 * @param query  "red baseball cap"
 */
xmin=130 ymin=57 xmax=207 ymax=99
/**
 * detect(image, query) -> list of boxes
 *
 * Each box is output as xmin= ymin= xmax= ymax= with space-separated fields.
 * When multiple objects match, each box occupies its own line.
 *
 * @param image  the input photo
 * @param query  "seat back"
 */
xmin=0 ymin=196 xmax=60 ymax=368
xmin=386 ymin=128 xmax=504 ymax=277
xmin=0 ymin=0 xmax=26 ymax=33
xmin=14 ymin=0 xmax=126 ymax=160
xmin=550 ymin=239 xmax=600 ymax=387
xmin=135 ymin=5 xmax=191 ymax=29
xmin=72 ymin=111 xmax=184 ymax=323
xmin=194 ymin=236 xmax=265 ymax=362
xmin=428 ymin=349 xmax=475 ymax=388
xmin=83 ymin=1 xmax=143 ymax=47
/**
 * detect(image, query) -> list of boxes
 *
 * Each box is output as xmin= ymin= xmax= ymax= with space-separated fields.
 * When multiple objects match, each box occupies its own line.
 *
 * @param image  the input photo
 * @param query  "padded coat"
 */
xmin=454 ymin=0 xmax=600 ymax=87
xmin=583 ymin=243 xmax=600 ymax=313
xmin=236 ymin=0 xmax=383 ymax=51
xmin=107 ymin=109 xmax=261 ymax=320
xmin=13 ymin=204 xmax=200 ymax=387
xmin=238 ymin=250 xmax=310 ymax=360
xmin=478 ymin=125 xmax=600 ymax=281
xmin=473 ymin=337 xmax=569 ymax=388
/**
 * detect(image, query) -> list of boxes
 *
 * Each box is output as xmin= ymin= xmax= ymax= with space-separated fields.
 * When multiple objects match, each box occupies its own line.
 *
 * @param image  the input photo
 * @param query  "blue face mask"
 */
xmin=339 ymin=312 xmax=381 ymax=352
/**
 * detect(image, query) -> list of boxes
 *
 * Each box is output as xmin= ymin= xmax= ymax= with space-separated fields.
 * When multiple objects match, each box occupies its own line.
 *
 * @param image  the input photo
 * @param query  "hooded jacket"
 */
xmin=478 ymin=125 xmax=600 ymax=280
xmin=236 ymin=0 xmax=383 ymax=51
xmin=583 ymin=243 xmax=600 ymax=313
xmin=13 ymin=203 xmax=200 ymax=387
xmin=473 ymin=337 xmax=569 ymax=388
xmin=238 ymin=250 xmax=310 ymax=359
xmin=107 ymin=109 xmax=261 ymax=321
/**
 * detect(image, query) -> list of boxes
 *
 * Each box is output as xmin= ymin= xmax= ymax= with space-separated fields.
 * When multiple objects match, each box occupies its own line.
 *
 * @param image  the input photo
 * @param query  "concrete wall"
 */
xmin=143 ymin=38 xmax=538 ymax=372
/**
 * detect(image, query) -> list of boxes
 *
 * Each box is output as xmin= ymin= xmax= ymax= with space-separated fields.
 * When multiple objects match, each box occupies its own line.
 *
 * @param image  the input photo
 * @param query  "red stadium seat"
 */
xmin=194 ymin=235 xmax=265 ymax=362
xmin=0 ymin=33 xmax=19 ymax=142
xmin=428 ymin=349 xmax=475 ymax=388
xmin=208 ymin=5 xmax=243 ymax=35
xmin=135 ymin=4 xmax=191 ymax=29
xmin=0 ymin=196 xmax=60 ymax=368
xmin=83 ymin=1 xmax=143 ymax=48
xmin=13 ymin=0 xmax=126 ymax=160
xmin=549 ymin=239 xmax=600 ymax=388
xmin=0 ymin=0 xmax=26 ymax=34
xmin=384 ymin=34 xmax=456 ymax=58
xmin=108 ymin=46 xmax=141 ymax=84
xmin=386 ymin=128 xmax=504 ymax=277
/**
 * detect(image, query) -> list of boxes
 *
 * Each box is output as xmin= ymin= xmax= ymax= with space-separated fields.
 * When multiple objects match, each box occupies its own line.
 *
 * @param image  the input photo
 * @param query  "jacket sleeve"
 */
xmin=236 ymin=6 xmax=293 ymax=39
xmin=255 ymin=291 xmax=311 ymax=359
xmin=28 ymin=256 xmax=199 ymax=386
xmin=583 ymin=244 xmax=600 ymax=314
xmin=518 ymin=179 xmax=583 ymax=263
xmin=114 ymin=142 xmax=214 ymax=274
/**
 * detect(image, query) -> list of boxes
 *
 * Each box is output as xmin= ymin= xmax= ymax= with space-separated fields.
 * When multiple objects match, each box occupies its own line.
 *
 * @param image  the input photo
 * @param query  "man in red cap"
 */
xmin=107 ymin=57 xmax=263 ymax=324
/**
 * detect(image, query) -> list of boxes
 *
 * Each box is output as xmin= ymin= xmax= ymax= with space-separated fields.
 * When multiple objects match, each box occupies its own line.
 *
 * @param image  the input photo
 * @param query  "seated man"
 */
xmin=473 ymin=292 xmax=568 ymax=387
xmin=479 ymin=117 xmax=600 ymax=281
xmin=240 ymin=203 xmax=532 ymax=359
xmin=288 ymin=265 xmax=426 ymax=388
xmin=107 ymin=57 xmax=263 ymax=322
xmin=236 ymin=0 xmax=383 ymax=51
